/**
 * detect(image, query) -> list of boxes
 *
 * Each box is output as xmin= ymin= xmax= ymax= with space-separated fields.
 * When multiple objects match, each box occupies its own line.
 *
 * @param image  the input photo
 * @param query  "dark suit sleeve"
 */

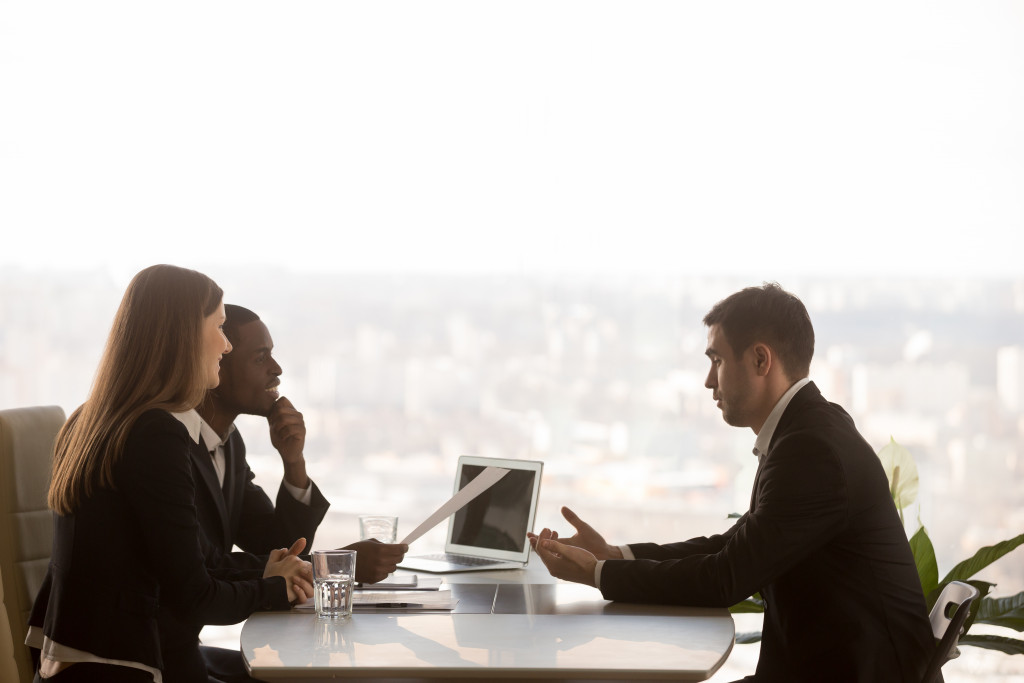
xmin=600 ymin=432 xmax=849 ymax=607
xmin=201 ymin=476 xmax=329 ymax=570
xmin=226 ymin=431 xmax=330 ymax=555
xmin=198 ymin=524 xmax=266 ymax=576
xmin=120 ymin=415 xmax=291 ymax=624
xmin=626 ymin=514 xmax=746 ymax=561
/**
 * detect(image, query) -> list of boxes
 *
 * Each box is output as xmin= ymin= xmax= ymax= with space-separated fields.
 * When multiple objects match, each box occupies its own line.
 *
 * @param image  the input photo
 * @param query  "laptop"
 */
xmin=398 ymin=455 xmax=544 ymax=573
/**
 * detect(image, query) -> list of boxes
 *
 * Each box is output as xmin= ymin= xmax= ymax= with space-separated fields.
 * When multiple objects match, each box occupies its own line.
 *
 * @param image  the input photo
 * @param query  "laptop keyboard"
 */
xmin=420 ymin=553 xmax=499 ymax=567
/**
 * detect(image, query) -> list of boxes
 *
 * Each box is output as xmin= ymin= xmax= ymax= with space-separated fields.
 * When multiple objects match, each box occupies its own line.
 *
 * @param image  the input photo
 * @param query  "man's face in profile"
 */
xmin=216 ymin=319 xmax=282 ymax=417
xmin=704 ymin=324 xmax=760 ymax=429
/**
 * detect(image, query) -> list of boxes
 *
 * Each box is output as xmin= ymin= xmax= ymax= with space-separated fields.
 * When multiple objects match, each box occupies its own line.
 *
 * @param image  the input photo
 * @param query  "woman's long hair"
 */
xmin=48 ymin=264 xmax=223 ymax=514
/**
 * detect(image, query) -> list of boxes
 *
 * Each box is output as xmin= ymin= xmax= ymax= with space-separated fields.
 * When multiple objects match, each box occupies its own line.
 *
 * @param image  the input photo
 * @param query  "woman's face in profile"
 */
xmin=202 ymin=302 xmax=232 ymax=389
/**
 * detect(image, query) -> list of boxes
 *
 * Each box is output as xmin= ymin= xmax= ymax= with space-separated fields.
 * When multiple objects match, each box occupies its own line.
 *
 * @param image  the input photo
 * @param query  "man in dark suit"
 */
xmin=530 ymin=283 xmax=934 ymax=683
xmin=189 ymin=304 xmax=329 ymax=571
xmin=165 ymin=304 xmax=407 ymax=682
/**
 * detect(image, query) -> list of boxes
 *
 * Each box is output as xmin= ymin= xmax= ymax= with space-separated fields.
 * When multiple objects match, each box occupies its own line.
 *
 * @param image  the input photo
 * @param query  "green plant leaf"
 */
xmin=940 ymin=533 xmax=1024 ymax=585
xmin=910 ymin=526 xmax=939 ymax=598
xmin=735 ymin=631 xmax=763 ymax=644
xmin=877 ymin=437 xmax=918 ymax=511
xmin=959 ymin=634 xmax=1024 ymax=655
xmin=974 ymin=592 xmax=1024 ymax=632
xmin=729 ymin=595 xmax=765 ymax=613
xmin=962 ymin=580 xmax=996 ymax=633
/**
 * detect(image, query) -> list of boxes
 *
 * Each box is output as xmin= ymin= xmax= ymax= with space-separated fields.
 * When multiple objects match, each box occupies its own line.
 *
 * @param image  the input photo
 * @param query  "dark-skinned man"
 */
xmin=163 ymin=304 xmax=407 ymax=682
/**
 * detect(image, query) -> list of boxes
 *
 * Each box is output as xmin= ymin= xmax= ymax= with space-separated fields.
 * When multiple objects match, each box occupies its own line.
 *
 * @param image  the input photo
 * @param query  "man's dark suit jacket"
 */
xmin=190 ymin=428 xmax=330 ymax=572
xmin=28 ymin=410 xmax=291 ymax=682
xmin=600 ymin=382 xmax=934 ymax=683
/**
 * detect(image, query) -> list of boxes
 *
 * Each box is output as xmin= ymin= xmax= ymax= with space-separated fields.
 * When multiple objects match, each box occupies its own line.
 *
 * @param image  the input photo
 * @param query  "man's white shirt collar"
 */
xmin=752 ymin=377 xmax=811 ymax=459
xmin=200 ymin=414 xmax=235 ymax=451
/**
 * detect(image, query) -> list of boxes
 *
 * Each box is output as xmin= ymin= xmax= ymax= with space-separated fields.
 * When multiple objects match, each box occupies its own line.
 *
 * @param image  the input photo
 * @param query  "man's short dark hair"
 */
xmin=702 ymin=282 xmax=814 ymax=379
xmin=223 ymin=304 xmax=261 ymax=347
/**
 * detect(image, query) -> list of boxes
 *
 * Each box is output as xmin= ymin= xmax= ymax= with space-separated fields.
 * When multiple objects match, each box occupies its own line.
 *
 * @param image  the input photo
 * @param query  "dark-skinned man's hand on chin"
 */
xmin=268 ymin=397 xmax=309 ymax=489
xmin=343 ymin=539 xmax=410 ymax=584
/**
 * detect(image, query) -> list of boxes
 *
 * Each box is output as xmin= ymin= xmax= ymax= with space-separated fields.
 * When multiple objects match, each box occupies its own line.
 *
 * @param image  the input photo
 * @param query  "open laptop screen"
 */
xmin=450 ymin=464 xmax=537 ymax=553
xmin=441 ymin=456 xmax=543 ymax=563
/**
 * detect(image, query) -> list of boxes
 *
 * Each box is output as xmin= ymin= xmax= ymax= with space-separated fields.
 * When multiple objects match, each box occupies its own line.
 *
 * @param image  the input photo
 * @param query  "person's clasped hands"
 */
xmin=528 ymin=506 xmax=625 ymax=588
xmin=264 ymin=537 xmax=314 ymax=603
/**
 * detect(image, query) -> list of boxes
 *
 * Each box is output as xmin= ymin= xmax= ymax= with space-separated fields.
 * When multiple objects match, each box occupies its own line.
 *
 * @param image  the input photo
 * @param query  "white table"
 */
xmin=241 ymin=565 xmax=735 ymax=681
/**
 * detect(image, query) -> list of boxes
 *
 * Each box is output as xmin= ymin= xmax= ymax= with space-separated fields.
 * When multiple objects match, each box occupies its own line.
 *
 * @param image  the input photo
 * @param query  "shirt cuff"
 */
xmin=594 ymin=545 xmax=635 ymax=587
xmin=283 ymin=478 xmax=314 ymax=505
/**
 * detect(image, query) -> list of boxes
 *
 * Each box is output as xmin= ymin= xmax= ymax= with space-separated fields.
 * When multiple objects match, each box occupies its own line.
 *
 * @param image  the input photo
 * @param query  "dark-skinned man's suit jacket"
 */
xmin=189 ymin=429 xmax=330 ymax=572
xmin=600 ymin=382 xmax=934 ymax=683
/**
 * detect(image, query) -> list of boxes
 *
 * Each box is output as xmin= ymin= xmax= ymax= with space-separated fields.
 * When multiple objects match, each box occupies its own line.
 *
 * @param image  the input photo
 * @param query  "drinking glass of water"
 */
xmin=312 ymin=549 xmax=356 ymax=618
xmin=358 ymin=515 xmax=398 ymax=543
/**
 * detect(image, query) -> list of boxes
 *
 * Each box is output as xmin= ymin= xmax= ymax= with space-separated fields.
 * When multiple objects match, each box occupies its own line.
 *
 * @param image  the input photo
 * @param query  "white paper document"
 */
xmin=399 ymin=466 xmax=510 ymax=545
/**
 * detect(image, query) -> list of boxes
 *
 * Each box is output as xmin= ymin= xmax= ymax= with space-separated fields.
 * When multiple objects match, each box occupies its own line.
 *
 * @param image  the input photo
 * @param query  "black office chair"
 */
xmin=922 ymin=580 xmax=980 ymax=683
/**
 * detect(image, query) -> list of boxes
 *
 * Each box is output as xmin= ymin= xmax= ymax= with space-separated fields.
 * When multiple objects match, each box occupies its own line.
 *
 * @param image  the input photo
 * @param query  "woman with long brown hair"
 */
xmin=27 ymin=264 xmax=311 ymax=682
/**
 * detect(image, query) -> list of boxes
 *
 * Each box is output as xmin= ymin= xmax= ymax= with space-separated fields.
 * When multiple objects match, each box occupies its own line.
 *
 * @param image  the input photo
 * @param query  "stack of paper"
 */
xmin=353 ymin=588 xmax=456 ymax=611
xmin=296 ymin=587 xmax=456 ymax=613
xmin=356 ymin=575 xmax=444 ymax=591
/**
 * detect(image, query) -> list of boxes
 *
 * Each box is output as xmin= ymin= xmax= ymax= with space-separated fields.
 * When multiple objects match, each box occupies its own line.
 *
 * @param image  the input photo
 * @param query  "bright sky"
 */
xmin=2 ymin=1 xmax=1022 ymax=280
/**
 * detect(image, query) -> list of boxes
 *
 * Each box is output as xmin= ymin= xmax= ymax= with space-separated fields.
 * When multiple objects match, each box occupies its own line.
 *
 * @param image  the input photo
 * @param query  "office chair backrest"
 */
xmin=922 ymin=580 xmax=980 ymax=683
xmin=2 ymin=563 xmax=22 ymax=683
xmin=0 ymin=405 xmax=66 ymax=683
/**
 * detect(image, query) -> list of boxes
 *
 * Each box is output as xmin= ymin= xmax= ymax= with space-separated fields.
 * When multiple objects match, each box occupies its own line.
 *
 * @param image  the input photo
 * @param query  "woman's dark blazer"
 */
xmin=599 ymin=383 xmax=934 ymax=683
xmin=28 ymin=409 xmax=290 ymax=681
